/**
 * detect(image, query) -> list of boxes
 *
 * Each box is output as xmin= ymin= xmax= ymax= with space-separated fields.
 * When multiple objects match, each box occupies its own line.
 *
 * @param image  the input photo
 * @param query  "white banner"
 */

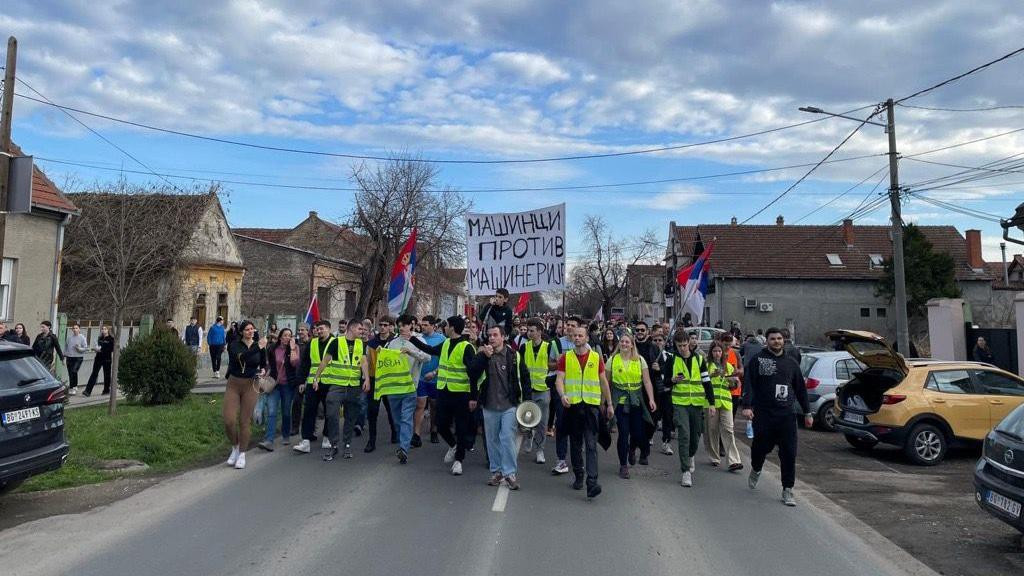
xmin=465 ymin=203 xmax=566 ymax=295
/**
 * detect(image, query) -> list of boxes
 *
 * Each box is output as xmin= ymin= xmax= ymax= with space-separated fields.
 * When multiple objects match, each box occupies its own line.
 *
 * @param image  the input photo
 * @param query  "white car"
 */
xmin=800 ymin=351 xmax=865 ymax=432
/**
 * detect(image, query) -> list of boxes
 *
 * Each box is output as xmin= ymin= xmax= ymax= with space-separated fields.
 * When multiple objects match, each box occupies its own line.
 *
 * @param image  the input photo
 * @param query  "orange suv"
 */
xmin=832 ymin=330 xmax=1024 ymax=465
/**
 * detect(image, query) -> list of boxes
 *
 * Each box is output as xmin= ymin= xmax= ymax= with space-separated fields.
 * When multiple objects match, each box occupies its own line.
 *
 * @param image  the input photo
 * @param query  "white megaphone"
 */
xmin=516 ymin=401 xmax=543 ymax=428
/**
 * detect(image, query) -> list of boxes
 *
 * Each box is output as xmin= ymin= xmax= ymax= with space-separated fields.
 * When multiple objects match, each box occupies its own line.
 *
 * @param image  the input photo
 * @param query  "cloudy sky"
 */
xmin=4 ymin=1 xmax=1024 ymax=262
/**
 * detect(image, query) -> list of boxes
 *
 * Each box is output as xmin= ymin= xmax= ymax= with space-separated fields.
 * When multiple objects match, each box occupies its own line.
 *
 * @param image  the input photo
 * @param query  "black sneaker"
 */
xmin=364 ymin=441 xmax=376 ymax=453
xmin=572 ymin=477 xmax=584 ymax=490
xmin=411 ymin=434 xmax=423 ymax=448
xmin=397 ymin=449 xmax=408 ymax=464
xmin=323 ymin=446 xmax=338 ymax=462
xmin=343 ymin=444 xmax=354 ymax=459
xmin=587 ymin=484 xmax=602 ymax=499
xmin=628 ymin=449 xmax=637 ymax=466
xmin=430 ymin=431 xmax=439 ymax=444
xmin=354 ymin=425 xmax=363 ymax=437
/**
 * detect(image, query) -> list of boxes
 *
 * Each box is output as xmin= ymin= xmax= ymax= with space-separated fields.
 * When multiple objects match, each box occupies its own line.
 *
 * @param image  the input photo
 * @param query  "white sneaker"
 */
xmin=234 ymin=452 xmax=246 ymax=469
xmin=451 ymin=460 xmax=463 ymax=475
xmin=661 ymin=442 xmax=674 ymax=455
xmin=322 ymin=438 xmax=331 ymax=449
xmin=535 ymin=451 xmax=546 ymax=464
xmin=293 ymin=439 xmax=311 ymax=453
xmin=226 ymin=446 xmax=240 ymax=466
xmin=443 ymin=446 xmax=457 ymax=464
xmin=213 ymin=371 xmax=219 ymax=378
xmin=69 ymin=388 xmax=78 ymax=396
xmin=681 ymin=471 xmax=693 ymax=487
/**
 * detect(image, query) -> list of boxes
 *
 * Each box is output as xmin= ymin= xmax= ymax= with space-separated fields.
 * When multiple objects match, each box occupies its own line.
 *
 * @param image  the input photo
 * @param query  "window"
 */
xmin=869 ymin=254 xmax=884 ymax=268
xmin=876 ymin=308 xmax=887 ymax=318
xmin=216 ymin=293 xmax=228 ymax=322
xmin=799 ymin=355 xmax=818 ymax=378
xmin=972 ymin=370 xmax=1024 ymax=397
xmin=0 ymin=352 xmax=53 ymax=391
xmin=860 ymin=307 xmax=870 ymax=317
xmin=835 ymin=359 xmax=851 ymax=381
xmin=826 ymin=253 xmax=843 ymax=266
xmin=926 ymin=370 xmax=973 ymax=394
xmin=0 ymin=258 xmax=13 ymax=320
xmin=996 ymin=404 xmax=1024 ymax=438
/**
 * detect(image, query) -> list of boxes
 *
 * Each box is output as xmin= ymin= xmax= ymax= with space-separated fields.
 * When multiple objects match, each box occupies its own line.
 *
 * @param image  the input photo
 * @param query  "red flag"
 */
xmin=514 ymin=293 xmax=531 ymax=315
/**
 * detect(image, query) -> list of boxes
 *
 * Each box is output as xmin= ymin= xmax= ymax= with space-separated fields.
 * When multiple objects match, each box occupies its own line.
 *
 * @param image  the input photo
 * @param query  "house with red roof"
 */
xmin=1 ymin=145 xmax=79 ymax=326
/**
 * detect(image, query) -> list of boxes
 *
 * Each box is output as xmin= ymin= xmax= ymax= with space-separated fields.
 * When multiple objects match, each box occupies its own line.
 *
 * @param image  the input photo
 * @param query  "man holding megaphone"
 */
xmin=469 ymin=325 xmax=532 ymax=491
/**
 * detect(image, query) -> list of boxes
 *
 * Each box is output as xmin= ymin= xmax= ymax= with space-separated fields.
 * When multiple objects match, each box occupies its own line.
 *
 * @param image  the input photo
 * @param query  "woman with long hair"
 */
xmin=13 ymin=323 xmax=30 ymax=345
xmin=705 ymin=341 xmax=743 ymax=471
xmin=599 ymin=328 xmax=618 ymax=362
xmin=260 ymin=327 xmax=301 ymax=451
xmin=224 ymin=321 xmax=267 ymax=470
xmin=607 ymin=332 xmax=657 ymax=479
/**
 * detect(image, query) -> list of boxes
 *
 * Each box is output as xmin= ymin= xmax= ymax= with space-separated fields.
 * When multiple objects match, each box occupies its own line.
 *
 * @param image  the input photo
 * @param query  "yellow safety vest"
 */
xmin=564 ymin=350 xmax=602 ymax=406
xmin=374 ymin=347 xmax=415 ymax=400
xmin=709 ymin=361 xmax=735 ymax=410
xmin=523 ymin=340 xmax=551 ymax=392
xmin=307 ymin=337 xmax=337 ymax=385
xmin=671 ymin=354 xmax=708 ymax=407
xmin=326 ymin=338 xmax=364 ymax=387
xmin=610 ymin=354 xmax=642 ymax=404
xmin=437 ymin=339 xmax=473 ymax=393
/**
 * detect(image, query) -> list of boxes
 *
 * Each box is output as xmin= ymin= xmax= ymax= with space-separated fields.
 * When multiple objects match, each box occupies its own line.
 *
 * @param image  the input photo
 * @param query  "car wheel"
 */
xmin=844 ymin=434 xmax=878 ymax=450
xmin=904 ymin=423 xmax=946 ymax=466
xmin=817 ymin=404 xmax=838 ymax=432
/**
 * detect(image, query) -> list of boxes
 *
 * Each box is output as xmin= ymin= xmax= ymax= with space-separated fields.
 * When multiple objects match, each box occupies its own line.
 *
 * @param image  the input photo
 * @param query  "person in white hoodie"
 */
xmin=383 ymin=314 xmax=431 ymax=463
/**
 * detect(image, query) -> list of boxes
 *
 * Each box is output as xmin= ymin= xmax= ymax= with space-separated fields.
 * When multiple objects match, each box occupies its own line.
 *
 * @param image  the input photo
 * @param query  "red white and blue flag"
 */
xmin=676 ymin=242 xmax=714 ymax=324
xmin=304 ymin=294 xmax=320 ymax=327
xmin=388 ymin=228 xmax=417 ymax=317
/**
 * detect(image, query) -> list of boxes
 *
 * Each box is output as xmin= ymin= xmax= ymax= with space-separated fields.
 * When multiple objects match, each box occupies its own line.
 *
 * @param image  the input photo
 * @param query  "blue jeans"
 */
xmin=387 ymin=393 xmax=417 ymax=452
xmin=482 ymin=407 xmax=519 ymax=477
xmin=265 ymin=384 xmax=297 ymax=442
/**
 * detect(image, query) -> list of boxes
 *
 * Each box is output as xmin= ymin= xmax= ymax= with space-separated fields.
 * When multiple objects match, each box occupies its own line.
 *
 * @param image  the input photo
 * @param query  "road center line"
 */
xmin=490 ymin=433 xmax=524 ymax=512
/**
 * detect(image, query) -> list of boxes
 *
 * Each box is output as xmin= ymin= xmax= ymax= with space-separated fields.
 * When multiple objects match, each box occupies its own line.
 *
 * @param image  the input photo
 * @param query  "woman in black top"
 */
xmin=600 ymin=328 xmax=618 ymax=361
xmin=223 ymin=321 xmax=267 ymax=470
xmin=83 ymin=325 xmax=116 ymax=396
xmin=12 ymin=323 xmax=30 ymax=345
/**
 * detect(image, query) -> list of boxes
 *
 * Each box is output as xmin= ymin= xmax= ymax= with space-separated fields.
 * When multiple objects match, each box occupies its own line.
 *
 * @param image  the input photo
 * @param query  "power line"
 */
xmin=896 ymin=45 xmax=1024 ymax=103
xmin=14 ymin=91 xmax=877 ymax=164
xmin=897 ymin=102 xmax=1024 ymax=113
xmin=904 ymin=156 xmax=1024 ymax=177
xmin=906 ymin=192 xmax=1005 ymax=223
xmin=740 ymin=108 xmax=880 ymax=224
xmin=902 ymin=126 xmax=1024 ymax=158
xmin=34 ymin=153 xmax=886 ymax=194
xmin=792 ymin=166 xmax=889 ymax=224
xmin=902 ymin=153 xmax=1024 ymax=191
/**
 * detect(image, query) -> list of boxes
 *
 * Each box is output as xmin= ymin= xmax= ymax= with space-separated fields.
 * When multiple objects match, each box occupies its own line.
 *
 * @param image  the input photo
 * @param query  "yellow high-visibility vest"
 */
xmin=564 ymin=350 xmax=602 ymax=406
xmin=437 ymin=339 xmax=473 ymax=393
xmin=523 ymin=340 xmax=551 ymax=392
xmin=374 ymin=347 xmax=415 ymax=400
xmin=326 ymin=338 xmax=364 ymax=387
xmin=671 ymin=354 xmax=708 ymax=407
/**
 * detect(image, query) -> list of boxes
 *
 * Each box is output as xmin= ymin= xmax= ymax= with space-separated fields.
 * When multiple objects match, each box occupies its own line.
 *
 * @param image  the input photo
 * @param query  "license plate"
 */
xmin=843 ymin=412 xmax=865 ymax=424
xmin=2 ymin=406 xmax=40 ymax=425
xmin=986 ymin=490 xmax=1022 ymax=518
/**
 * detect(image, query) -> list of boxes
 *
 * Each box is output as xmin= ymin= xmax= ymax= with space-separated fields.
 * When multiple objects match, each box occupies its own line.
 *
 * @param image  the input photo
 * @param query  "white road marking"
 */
xmin=490 ymin=433 xmax=524 ymax=512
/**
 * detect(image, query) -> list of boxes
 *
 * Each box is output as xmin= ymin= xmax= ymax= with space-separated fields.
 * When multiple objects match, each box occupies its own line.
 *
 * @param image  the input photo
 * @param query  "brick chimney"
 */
xmin=730 ymin=216 xmax=737 ymax=227
xmin=309 ymin=210 xmax=318 ymax=219
xmin=966 ymin=229 xmax=984 ymax=270
xmin=776 ymin=215 xmax=784 ymax=226
xmin=842 ymin=219 xmax=854 ymax=247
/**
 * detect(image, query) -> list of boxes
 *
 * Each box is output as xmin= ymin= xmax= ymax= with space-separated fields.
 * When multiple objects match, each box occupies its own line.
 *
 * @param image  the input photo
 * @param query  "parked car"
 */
xmin=797 ymin=345 xmax=829 ymax=354
xmin=0 ymin=342 xmax=69 ymax=494
xmin=683 ymin=327 xmax=726 ymax=353
xmin=832 ymin=329 xmax=1024 ymax=465
xmin=974 ymin=403 xmax=1024 ymax=533
xmin=800 ymin=351 xmax=865 ymax=432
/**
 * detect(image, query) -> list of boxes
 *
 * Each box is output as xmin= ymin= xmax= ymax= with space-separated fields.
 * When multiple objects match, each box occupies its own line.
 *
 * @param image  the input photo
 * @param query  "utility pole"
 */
xmin=885 ymin=98 xmax=910 ymax=356
xmin=0 ymin=36 xmax=17 ymax=264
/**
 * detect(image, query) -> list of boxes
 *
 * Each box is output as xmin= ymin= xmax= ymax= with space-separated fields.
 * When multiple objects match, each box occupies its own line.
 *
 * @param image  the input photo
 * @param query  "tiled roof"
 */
xmin=232 ymin=228 xmax=291 ymax=243
xmin=10 ymin=143 xmax=78 ymax=214
xmin=672 ymin=223 xmax=993 ymax=282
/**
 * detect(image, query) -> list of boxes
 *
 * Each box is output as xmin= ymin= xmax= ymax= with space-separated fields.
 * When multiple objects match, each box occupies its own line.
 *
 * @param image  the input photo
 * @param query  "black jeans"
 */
xmin=365 ymin=380 xmax=397 ymax=444
xmin=657 ymin=390 xmax=675 ymax=443
xmin=750 ymin=413 xmax=798 ymax=488
xmin=84 ymin=359 xmax=111 ymax=395
xmin=614 ymin=403 xmax=645 ymax=466
xmin=301 ymin=384 xmax=329 ymax=441
xmin=66 ymin=357 xmax=83 ymax=389
xmin=567 ymin=403 xmax=600 ymax=487
xmin=209 ymin=344 xmax=225 ymax=373
xmin=436 ymin=390 xmax=473 ymax=462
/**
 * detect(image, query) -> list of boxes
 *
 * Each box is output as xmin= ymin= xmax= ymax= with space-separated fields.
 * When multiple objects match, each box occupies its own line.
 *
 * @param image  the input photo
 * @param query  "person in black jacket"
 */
xmin=469 ymin=325 xmax=531 ymax=490
xmin=972 ymin=336 xmax=996 ymax=365
xmin=84 ymin=325 xmax=115 ymax=396
xmin=741 ymin=327 xmax=812 ymax=507
xmin=32 ymin=321 xmax=65 ymax=376
xmin=478 ymin=288 xmax=514 ymax=338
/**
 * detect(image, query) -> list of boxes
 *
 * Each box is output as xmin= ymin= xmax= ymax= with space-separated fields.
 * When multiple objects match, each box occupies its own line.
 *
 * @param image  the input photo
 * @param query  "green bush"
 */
xmin=118 ymin=327 xmax=196 ymax=404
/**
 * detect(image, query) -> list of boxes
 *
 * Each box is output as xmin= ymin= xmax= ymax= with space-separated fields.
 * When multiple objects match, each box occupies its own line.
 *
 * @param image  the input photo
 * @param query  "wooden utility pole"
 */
xmin=885 ymin=98 xmax=910 ymax=356
xmin=0 ymin=36 xmax=18 ymax=264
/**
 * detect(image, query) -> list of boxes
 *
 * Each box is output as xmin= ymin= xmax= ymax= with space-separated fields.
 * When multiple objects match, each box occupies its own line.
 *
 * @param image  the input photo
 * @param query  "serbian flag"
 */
xmin=304 ymin=294 xmax=320 ymax=327
xmin=676 ymin=242 xmax=714 ymax=324
xmin=514 ymin=293 xmax=530 ymax=315
xmin=388 ymin=228 xmax=417 ymax=317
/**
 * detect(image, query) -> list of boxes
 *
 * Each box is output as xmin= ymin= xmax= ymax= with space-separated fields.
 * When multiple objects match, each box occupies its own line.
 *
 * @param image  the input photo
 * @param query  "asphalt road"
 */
xmin=1 ymin=428 xmax=935 ymax=576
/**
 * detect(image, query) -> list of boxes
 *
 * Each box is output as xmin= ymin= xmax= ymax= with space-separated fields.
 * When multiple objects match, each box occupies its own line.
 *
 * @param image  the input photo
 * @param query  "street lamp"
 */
xmin=1002 ymin=202 xmax=1024 ymax=246
xmin=800 ymin=100 xmax=910 ymax=356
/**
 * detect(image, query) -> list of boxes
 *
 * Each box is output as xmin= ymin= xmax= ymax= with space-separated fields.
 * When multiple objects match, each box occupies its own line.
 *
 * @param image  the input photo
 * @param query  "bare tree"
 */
xmin=62 ymin=179 xmax=211 ymax=415
xmin=347 ymin=155 xmax=472 ymax=317
xmin=569 ymin=215 xmax=660 ymax=319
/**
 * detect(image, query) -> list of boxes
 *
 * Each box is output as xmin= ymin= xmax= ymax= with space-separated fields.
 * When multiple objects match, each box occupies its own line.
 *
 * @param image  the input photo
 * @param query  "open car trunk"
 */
xmin=836 ymin=368 xmax=905 ymax=414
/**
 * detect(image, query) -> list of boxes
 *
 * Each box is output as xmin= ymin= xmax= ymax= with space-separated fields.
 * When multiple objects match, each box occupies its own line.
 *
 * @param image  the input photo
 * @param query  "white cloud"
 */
xmin=486 ymin=51 xmax=570 ymax=85
xmin=622 ymin=185 xmax=708 ymax=210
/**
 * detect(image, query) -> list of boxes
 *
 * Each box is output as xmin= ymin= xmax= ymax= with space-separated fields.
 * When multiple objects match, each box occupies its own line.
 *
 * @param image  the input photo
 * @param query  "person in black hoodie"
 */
xmin=741 ymin=327 xmax=812 ymax=507
xmin=478 ymin=288 xmax=514 ymax=338
xmin=469 ymin=326 xmax=531 ymax=490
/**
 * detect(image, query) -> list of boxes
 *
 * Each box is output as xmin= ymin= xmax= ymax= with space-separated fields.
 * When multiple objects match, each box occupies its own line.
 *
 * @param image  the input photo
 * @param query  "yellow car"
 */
xmin=832 ymin=330 xmax=1024 ymax=465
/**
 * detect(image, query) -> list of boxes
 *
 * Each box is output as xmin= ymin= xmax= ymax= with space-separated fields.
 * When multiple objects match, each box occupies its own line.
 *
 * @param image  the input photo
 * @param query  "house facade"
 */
xmin=666 ymin=218 xmax=997 ymax=347
xmin=625 ymin=264 xmax=668 ymax=324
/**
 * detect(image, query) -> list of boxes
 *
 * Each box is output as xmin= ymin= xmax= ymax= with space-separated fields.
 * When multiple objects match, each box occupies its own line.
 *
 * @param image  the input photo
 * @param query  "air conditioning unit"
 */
xmin=759 ymin=302 xmax=774 ymax=312
xmin=744 ymin=298 xmax=758 ymax=309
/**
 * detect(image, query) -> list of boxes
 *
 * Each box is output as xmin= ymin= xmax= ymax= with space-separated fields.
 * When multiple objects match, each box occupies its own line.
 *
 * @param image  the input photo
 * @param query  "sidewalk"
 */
xmin=66 ymin=371 xmax=225 ymax=410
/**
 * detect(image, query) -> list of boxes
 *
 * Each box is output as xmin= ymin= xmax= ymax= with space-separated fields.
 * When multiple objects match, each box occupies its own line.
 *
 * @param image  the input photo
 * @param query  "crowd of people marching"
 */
xmin=218 ymin=287 xmax=814 ymax=507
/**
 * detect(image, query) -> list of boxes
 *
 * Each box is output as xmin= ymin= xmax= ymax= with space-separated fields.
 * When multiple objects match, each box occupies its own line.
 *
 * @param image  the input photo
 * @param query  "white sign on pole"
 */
xmin=465 ymin=203 xmax=566 ymax=296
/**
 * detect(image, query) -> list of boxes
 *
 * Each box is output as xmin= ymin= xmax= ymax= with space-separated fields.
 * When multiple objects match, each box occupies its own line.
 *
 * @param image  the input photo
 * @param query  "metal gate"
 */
xmin=966 ymin=326 xmax=1018 ymax=375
